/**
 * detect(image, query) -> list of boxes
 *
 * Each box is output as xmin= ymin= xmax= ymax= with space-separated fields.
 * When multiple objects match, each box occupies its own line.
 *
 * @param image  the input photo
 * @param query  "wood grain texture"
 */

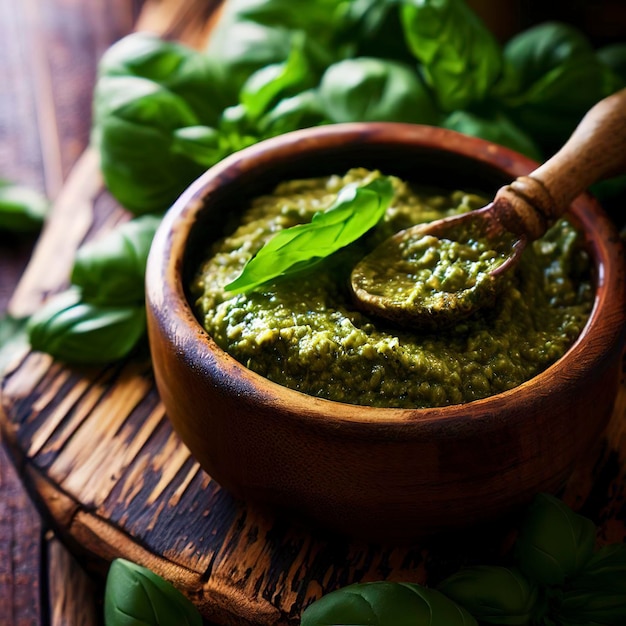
xmin=1 ymin=1 xmax=625 ymax=625
xmin=1 ymin=0 xmax=149 ymax=623
xmin=47 ymin=536 xmax=99 ymax=626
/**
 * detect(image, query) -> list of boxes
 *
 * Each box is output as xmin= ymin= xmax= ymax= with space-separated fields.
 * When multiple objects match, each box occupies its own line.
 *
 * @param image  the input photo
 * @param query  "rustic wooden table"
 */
xmin=0 ymin=1 xmax=178 ymax=623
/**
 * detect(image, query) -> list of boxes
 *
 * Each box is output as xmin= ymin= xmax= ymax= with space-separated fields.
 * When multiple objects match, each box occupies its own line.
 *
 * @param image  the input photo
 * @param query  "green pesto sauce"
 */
xmin=192 ymin=168 xmax=593 ymax=409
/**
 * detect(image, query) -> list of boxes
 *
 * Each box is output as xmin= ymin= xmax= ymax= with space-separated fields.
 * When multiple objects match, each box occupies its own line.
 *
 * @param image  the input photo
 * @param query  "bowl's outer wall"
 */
xmin=146 ymin=123 xmax=626 ymax=539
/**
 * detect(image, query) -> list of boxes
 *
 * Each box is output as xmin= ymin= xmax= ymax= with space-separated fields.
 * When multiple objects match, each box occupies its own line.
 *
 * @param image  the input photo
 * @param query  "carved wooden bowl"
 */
xmin=146 ymin=123 xmax=626 ymax=540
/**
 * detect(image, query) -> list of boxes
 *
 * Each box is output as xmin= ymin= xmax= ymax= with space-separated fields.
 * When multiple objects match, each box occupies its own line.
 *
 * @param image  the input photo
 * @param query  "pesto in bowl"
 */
xmin=192 ymin=168 xmax=592 ymax=409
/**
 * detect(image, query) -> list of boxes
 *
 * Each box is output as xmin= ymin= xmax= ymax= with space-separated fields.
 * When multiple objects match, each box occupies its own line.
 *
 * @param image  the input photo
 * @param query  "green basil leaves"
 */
xmin=225 ymin=176 xmax=394 ymax=294
xmin=71 ymin=215 xmax=160 ymax=306
xmin=301 ymin=581 xmax=477 ymax=626
xmin=28 ymin=215 xmax=159 ymax=364
xmin=104 ymin=558 xmax=201 ymax=626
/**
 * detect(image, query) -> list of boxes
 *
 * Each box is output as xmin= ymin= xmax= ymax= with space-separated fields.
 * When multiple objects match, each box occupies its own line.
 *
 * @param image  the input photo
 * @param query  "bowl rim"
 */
xmin=146 ymin=122 xmax=626 ymax=429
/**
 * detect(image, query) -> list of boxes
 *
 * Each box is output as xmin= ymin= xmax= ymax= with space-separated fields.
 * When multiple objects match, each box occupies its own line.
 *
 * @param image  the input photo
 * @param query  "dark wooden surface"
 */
xmin=1 ymin=2 xmax=625 ymax=625
xmin=0 ymin=0 xmax=144 ymax=623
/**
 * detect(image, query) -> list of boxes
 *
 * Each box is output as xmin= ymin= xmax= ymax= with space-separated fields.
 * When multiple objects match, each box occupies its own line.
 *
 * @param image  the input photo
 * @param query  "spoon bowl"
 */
xmin=351 ymin=88 xmax=626 ymax=328
xmin=351 ymin=203 xmax=525 ymax=328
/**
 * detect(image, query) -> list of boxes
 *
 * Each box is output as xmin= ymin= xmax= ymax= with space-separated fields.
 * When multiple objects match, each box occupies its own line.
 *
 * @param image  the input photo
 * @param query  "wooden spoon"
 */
xmin=350 ymin=88 xmax=626 ymax=329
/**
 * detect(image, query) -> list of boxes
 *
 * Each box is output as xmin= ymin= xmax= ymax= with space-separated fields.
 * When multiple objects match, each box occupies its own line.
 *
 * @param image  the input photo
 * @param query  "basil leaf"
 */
xmin=319 ymin=57 xmax=439 ymax=124
xmin=558 ymin=588 xmax=626 ymax=626
xmin=0 ymin=180 xmax=48 ymax=233
xmin=400 ymin=0 xmax=502 ymax=111
xmin=258 ymin=89 xmax=327 ymax=136
xmin=171 ymin=126 xmax=228 ymax=168
xmin=566 ymin=543 xmax=626 ymax=593
xmin=301 ymin=581 xmax=478 ymax=626
xmin=515 ymin=493 xmax=597 ymax=586
xmin=98 ymin=32 xmax=229 ymax=127
xmin=93 ymin=75 xmax=207 ymax=215
xmin=438 ymin=566 xmax=538 ymax=625
xmin=71 ymin=215 xmax=161 ymax=306
xmin=496 ymin=22 xmax=623 ymax=154
xmin=207 ymin=0 xmax=340 ymax=100
xmin=27 ymin=289 xmax=146 ymax=364
xmin=104 ymin=558 xmax=201 ymax=626
xmin=550 ymin=544 xmax=626 ymax=625
xmin=240 ymin=32 xmax=313 ymax=122
xmin=225 ymin=176 xmax=394 ymax=294
xmin=206 ymin=18 xmax=297 ymax=102
xmin=93 ymin=32 xmax=232 ymax=215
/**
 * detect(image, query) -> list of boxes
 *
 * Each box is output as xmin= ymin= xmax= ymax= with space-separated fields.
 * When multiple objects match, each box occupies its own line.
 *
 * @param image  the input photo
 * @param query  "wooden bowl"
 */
xmin=146 ymin=123 xmax=626 ymax=540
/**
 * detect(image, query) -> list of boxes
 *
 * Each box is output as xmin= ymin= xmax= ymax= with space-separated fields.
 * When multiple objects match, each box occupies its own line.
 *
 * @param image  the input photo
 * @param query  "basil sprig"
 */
xmin=104 ymin=558 xmax=202 ymax=626
xmin=224 ymin=176 xmax=394 ymax=294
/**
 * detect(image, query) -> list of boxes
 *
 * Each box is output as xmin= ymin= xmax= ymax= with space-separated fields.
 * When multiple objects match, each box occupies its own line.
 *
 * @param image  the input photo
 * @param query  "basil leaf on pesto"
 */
xmin=224 ymin=176 xmax=394 ymax=294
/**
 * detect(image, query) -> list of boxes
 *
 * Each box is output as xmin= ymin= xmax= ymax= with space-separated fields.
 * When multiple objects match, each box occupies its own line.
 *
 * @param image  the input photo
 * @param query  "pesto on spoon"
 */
xmin=351 ymin=88 xmax=626 ymax=329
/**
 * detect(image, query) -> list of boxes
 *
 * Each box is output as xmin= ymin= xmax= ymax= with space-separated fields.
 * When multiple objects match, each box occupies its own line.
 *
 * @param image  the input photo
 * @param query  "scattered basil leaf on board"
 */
xmin=514 ymin=492 xmax=596 ymax=586
xmin=27 ymin=289 xmax=146 ymax=365
xmin=400 ymin=0 xmax=502 ymax=111
xmin=0 ymin=181 xmax=48 ymax=233
xmin=438 ymin=565 xmax=537 ymax=625
xmin=104 ymin=558 xmax=202 ymax=626
xmin=300 ymin=581 xmax=478 ymax=626
xmin=71 ymin=214 xmax=161 ymax=306
xmin=224 ymin=176 xmax=394 ymax=294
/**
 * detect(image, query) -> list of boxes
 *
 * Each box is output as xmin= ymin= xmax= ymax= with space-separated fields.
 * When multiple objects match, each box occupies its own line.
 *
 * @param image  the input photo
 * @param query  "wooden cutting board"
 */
xmin=1 ymin=2 xmax=626 ymax=625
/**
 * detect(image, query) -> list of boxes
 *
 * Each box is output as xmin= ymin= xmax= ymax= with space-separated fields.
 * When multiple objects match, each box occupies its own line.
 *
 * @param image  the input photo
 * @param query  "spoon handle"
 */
xmin=494 ymin=87 xmax=626 ymax=240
